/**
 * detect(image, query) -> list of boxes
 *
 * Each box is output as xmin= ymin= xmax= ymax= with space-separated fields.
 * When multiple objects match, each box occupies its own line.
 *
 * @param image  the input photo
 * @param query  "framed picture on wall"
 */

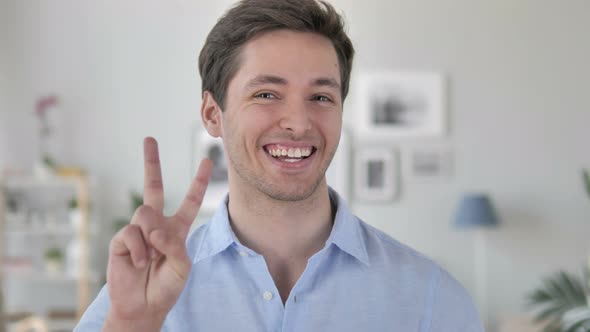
xmin=357 ymin=71 xmax=446 ymax=137
xmin=191 ymin=126 xmax=228 ymax=213
xmin=354 ymin=147 xmax=399 ymax=202
xmin=407 ymin=146 xmax=453 ymax=180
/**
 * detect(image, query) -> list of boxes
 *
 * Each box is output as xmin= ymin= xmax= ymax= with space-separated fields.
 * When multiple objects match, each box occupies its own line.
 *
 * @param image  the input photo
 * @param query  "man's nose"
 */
xmin=278 ymin=100 xmax=312 ymax=137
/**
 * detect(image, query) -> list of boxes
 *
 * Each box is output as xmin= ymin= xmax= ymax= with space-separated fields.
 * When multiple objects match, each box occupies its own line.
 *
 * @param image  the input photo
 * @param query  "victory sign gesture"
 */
xmin=104 ymin=137 xmax=212 ymax=331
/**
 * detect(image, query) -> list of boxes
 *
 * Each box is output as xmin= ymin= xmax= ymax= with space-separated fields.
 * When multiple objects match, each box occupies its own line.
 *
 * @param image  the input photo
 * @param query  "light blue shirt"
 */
xmin=76 ymin=190 xmax=483 ymax=331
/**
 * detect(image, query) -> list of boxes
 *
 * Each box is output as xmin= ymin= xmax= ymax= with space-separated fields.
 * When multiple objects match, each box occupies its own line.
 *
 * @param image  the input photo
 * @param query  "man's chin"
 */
xmin=260 ymin=180 xmax=325 ymax=202
xmin=266 ymin=191 xmax=314 ymax=202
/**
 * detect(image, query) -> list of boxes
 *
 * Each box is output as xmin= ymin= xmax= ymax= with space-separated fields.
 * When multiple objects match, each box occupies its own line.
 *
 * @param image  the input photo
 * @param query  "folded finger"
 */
xmin=130 ymin=205 xmax=161 ymax=259
xmin=149 ymin=229 xmax=191 ymax=281
xmin=110 ymin=224 xmax=148 ymax=268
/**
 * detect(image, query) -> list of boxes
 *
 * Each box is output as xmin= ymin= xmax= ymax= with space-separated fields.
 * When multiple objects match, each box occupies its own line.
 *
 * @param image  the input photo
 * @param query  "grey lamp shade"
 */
xmin=453 ymin=193 xmax=499 ymax=228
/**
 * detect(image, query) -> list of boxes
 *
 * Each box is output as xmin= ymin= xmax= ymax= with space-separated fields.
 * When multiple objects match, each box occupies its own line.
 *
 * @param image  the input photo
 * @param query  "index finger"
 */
xmin=143 ymin=137 xmax=165 ymax=212
xmin=174 ymin=159 xmax=213 ymax=233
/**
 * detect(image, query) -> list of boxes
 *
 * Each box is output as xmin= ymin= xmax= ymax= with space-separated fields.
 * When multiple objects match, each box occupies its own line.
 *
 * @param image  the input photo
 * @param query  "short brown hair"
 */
xmin=198 ymin=0 xmax=355 ymax=109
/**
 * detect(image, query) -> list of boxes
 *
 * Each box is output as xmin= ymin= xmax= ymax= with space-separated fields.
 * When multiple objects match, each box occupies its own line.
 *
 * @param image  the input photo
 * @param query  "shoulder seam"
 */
xmin=358 ymin=216 xmax=436 ymax=264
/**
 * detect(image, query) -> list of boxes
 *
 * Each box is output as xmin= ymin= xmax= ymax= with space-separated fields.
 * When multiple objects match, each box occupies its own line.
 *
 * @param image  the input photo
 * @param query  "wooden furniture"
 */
xmin=496 ymin=314 xmax=549 ymax=332
xmin=13 ymin=316 xmax=48 ymax=332
xmin=0 ymin=174 xmax=94 ymax=331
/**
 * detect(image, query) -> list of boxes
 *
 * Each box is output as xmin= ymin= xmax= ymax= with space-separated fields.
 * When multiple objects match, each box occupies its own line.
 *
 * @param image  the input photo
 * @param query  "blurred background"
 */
xmin=1 ymin=0 xmax=589 ymax=331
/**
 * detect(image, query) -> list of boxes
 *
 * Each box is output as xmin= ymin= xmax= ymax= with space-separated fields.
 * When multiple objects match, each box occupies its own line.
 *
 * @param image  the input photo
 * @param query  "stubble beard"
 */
xmin=227 ymin=143 xmax=337 ymax=202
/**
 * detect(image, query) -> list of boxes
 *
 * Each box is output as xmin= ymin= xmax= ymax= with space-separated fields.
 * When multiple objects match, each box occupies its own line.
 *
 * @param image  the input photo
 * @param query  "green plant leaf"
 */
xmin=563 ymin=307 xmax=590 ymax=332
xmin=42 ymin=155 xmax=57 ymax=169
xmin=528 ymin=270 xmax=588 ymax=331
xmin=44 ymin=247 xmax=63 ymax=260
xmin=113 ymin=218 xmax=129 ymax=232
xmin=541 ymin=321 xmax=561 ymax=332
xmin=130 ymin=191 xmax=143 ymax=211
xmin=68 ymin=197 xmax=78 ymax=209
xmin=583 ymin=169 xmax=590 ymax=199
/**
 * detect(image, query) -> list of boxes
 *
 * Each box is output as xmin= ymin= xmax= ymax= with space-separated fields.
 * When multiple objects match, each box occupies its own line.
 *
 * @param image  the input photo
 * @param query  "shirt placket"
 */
xmin=281 ymin=244 xmax=332 ymax=332
xmin=235 ymin=244 xmax=285 ymax=332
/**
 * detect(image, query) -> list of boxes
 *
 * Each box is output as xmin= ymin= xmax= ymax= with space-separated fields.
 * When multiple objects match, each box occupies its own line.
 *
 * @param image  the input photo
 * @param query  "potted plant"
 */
xmin=527 ymin=270 xmax=590 ymax=332
xmin=583 ymin=169 xmax=590 ymax=200
xmin=68 ymin=197 xmax=82 ymax=231
xmin=527 ymin=170 xmax=590 ymax=331
xmin=33 ymin=95 xmax=59 ymax=179
xmin=44 ymin=247 xmax=64 ymax=275
xmin=112 ymin=191 xmax=143 ymax=233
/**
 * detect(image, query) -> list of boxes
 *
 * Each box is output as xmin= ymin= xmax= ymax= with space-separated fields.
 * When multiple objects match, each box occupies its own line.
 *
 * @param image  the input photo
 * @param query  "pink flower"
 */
xmin=35 ymin=95 xmax=59 ymax=117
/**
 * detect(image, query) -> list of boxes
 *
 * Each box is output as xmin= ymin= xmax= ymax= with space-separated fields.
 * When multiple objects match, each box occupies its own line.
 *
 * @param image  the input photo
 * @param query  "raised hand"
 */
xmin=104 ymin=137 xmax=212 ymax=331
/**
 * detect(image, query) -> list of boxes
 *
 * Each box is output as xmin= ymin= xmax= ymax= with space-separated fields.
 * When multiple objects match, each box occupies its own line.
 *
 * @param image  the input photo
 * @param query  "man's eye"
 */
xmin=255 ymin=92 xmax=276 ymax=99
xmin=313 ymin=95 xmax=332 ymax=102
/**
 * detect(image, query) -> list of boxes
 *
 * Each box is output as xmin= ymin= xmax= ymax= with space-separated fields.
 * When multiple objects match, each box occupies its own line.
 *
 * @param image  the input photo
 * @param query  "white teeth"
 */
xmin=267 ymin=146 xmax=313 ymax=159
xmin=301 ymin=148 xmax=311 ymax=157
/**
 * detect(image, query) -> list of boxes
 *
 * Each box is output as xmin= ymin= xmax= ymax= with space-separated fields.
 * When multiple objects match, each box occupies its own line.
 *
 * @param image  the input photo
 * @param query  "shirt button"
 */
xmin=239 ymin=250 xmax=248 ymax=257
xmin=263 ymin=291 xmax=273 ymax=301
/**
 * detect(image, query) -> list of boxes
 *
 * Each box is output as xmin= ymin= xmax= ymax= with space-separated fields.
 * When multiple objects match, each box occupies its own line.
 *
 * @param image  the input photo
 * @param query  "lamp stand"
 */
xmin=474 ymin=228 xmax=488 ymax=330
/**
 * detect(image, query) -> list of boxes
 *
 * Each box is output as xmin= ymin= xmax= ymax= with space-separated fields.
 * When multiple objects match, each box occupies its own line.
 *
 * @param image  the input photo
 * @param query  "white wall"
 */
xmin=0 ymin=0 xmax=5 ymax=169
xmin=0 ymin=0 xmax=15 ymax=171
xmin=2 ymin=0 xmax=590 ymax=330
xmin=336 ymin=0 xmax=590 ymax=329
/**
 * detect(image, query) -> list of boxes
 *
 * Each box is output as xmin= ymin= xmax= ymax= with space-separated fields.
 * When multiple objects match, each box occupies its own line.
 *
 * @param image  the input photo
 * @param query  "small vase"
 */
xmin=69 ymin=208 xmax=82 ymax=231
xmin=45 ymin=259 xmax=62 ymax=276
xmin=66 ymin=240 xmax=80 ymax=278
xmin=33 ymin=160 xmax=54 ymax=180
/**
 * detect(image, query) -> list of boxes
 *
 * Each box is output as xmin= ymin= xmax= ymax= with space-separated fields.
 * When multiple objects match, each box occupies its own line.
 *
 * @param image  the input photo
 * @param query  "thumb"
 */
xmin=149 ymin=229 xmax=191 ymax=281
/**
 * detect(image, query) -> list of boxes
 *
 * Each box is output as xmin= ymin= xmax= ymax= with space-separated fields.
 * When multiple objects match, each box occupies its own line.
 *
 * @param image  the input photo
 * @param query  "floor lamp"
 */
xmin=453 ymin=193 xmax=499 ymax=330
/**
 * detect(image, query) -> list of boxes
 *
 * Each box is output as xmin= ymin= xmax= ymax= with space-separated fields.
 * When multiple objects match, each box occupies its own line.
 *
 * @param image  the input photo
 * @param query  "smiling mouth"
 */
xmin=264 ymin=145 xmax=317 ymax=163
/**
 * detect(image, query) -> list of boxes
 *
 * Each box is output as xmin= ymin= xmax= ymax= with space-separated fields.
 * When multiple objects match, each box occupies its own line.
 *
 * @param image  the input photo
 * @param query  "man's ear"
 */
xmin=201 ymin=91 xmax=223 ymax=137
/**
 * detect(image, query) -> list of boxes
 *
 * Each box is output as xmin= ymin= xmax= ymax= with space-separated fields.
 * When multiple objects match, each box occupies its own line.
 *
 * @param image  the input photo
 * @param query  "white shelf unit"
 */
xmin=0 ymin=174 xmax=98 ymax=330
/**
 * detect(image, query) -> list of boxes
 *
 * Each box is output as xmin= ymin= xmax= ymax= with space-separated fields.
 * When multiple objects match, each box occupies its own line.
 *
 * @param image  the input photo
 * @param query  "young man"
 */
xmin=76 ymin=0 xmax=483 ymax=331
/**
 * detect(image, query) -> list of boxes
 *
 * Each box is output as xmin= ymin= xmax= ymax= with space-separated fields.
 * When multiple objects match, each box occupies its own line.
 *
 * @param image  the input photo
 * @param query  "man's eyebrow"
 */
xmin=245 ymin=75 xmax=287 ymax=89
xmin=245 ymin=75 xmax=340 ymax=91
xmin=313 ymin=78 xmax=340 ymax=90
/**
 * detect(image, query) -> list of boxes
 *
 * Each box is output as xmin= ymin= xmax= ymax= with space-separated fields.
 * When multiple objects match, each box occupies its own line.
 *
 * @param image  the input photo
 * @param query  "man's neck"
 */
xmin=227 ymin=182 xmax=334 ymax=260
xmin=226 ymin=180 xmax=334 ymax=303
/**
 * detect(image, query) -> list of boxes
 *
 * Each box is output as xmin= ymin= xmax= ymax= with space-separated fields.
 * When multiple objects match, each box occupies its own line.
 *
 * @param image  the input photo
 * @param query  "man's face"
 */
xmin=219 ymin=30 xmax=342 ymax=201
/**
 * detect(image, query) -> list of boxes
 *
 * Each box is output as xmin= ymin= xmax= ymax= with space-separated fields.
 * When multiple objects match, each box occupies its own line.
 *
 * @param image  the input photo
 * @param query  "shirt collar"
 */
xmin=326 ymin=188 xmax=370 ymax=266
xmin=193 ymin=196 xmax=235 ymax=263
xmin=193 ymin=188 xmax=369 ymax=266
